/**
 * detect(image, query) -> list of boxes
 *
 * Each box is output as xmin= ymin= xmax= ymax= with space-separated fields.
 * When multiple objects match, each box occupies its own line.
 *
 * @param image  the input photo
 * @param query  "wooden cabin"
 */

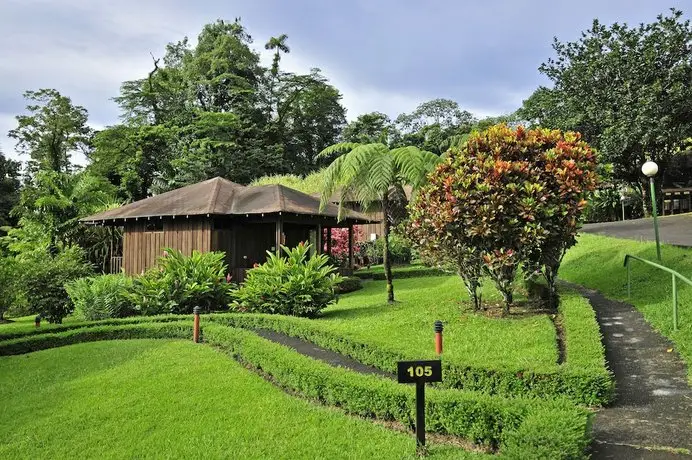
xmin=81 ymin=177 xmax=375 ymax=282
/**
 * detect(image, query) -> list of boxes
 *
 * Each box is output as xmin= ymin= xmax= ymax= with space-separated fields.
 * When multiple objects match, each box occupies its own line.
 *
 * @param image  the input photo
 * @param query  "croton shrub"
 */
xmin=409 ymin=124 xmax=598 ymax=313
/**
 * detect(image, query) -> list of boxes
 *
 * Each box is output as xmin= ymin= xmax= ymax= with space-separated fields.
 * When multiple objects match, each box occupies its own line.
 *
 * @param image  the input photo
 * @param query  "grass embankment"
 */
xmin=560 ymin=233 xmax=692 ymax=382
xmin=0 ymin=339 xmax=476 ymax=460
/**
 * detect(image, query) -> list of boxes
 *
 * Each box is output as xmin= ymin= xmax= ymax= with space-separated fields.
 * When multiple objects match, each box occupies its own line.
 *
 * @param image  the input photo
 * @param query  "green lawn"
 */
xmin=560 ymin=233 xmax=692 ymax=382
xmin=0 ymin=339 xmax=478 ymax=460
xmin=319 ymin=275 xmax=558 ymax=371
xmin=0 ymin=315 xmax=82 ymax=334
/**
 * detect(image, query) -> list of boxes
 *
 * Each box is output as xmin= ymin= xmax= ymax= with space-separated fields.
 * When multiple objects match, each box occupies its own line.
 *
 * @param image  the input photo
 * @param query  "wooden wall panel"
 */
xmin=121 ymin=218 xmax=212 ymax=275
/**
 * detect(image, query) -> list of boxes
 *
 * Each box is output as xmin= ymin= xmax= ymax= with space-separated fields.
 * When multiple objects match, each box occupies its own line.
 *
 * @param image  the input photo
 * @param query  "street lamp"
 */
xmin=642 ymin=161 xmax=661 ymax=261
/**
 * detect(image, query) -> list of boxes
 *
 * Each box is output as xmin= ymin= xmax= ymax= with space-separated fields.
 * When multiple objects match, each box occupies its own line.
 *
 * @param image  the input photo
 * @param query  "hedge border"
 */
xmin=0 ymin=321 xmax=591 ymax=459
xmin=205 ymin=300 xmax=614 ymax=406
xmin=0 ymin=289 xmax=613 ymax=406
xmin=0 ymin=314 xmax=191 ymax=342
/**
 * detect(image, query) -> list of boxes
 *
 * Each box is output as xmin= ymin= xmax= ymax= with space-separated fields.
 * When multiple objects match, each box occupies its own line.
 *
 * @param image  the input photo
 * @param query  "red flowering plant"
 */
xmin=409 ymin=124 xmax=598 ymax=314
xmin=323 ymin=226 xmax=364 ymax=266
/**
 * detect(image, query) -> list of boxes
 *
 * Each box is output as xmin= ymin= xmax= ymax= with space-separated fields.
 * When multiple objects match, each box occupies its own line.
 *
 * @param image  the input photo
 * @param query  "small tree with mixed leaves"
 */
xmin=410 ymin=124 xmax=598 ymax=314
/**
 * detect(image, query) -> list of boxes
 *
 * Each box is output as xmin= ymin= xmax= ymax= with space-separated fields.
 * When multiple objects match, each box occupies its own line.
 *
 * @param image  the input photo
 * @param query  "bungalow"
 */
xmin=81 ymin=177 xmax=375 ymax=282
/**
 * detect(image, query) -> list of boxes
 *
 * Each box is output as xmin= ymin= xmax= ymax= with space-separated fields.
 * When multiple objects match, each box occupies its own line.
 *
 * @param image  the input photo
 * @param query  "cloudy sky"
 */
xmin=0 ymin=0 xmax=687 ymax=163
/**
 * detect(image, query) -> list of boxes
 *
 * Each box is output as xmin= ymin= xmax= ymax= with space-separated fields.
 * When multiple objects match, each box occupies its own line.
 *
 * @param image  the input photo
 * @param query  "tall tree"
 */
xmin=0 ymin=148 xmax=21 ymax=231
xmin=519 ymin=9 xmax=692 ymax=211
xmin=265 ymin=34 xmax=290 ymax=77
xmin=318 ymin=142 xmax=439 ymax=303
xmin=273 ymin=70 xmax=346 ymax=174
xmin=394 ymin=99 xmax=476 ymax=155
xmin=341 ymin=112 xmax=396 ymax=144
xmin=9 ymin=89 xmax=92 ymax=174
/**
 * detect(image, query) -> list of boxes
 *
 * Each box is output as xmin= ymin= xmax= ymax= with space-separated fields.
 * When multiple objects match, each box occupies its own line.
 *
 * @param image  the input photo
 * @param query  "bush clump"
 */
xmin=66 ymin=274 xmax=135 ymax=321
xmin=358 ymin=233 xmax=412 ymax=266
xmin=128 ymin=249 xmax=234 ymax=315
xmin=335 ymin=276 xmax=362 ymax=294
xmin=19 ymin=248 xmax=93 ymax=323
xmin=0 ymin=257 xmax=24 ymax=321
xmin=232 ymin=243 xmax=342 ymax=318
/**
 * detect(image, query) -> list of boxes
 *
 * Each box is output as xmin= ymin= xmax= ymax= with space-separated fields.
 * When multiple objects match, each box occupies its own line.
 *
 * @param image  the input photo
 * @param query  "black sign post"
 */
xmin=397 ymin=360 xmax=442 ymax=450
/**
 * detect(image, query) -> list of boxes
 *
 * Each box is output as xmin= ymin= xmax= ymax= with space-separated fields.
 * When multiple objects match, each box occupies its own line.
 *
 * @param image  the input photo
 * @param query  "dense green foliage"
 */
xmin=519 ymin=9 xmax=692 ymax=211
xmin=410 ymin=125 xmax=598 ymax=312
xmin=0 ymin=258 xmax=22 ymax=320
xmin=0 ymin=150 xmax=21 ymax=232
xmin=66 ymin=274 xmax=135 ymax=320
xmin=18 ymin=249 xmax=93 ymax=323
xmin=233 ymin=244 xmax=342 ymax=317
xmin=8 ymin=89 xmax=92 ymax=175
xmin=128 ymin=249 xmax=234 ymax=315
xmin=561 ymin=234 xmax=692 ymax=382
xmin=358 ymin=233 xmax=413 ymax=265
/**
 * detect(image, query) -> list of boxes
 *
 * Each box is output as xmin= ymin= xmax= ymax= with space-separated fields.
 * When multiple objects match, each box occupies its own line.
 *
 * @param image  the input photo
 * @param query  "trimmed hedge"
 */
xmin=0 ymin=322 xmax=192 ymax=355
xmin=336 ymin=276 xmax=363 ymax=294
xmin=0 ymin=320 xmax=591 ymax=458
xmin=558 ymin=290 xmax=615 ymax=403
xmin=205 ymin=308 xmax=614 ymax=406
xmin=0 ymin=315 xmax=190 ymax=342
xmin=202 ymin=324 xmax=591 ymax=458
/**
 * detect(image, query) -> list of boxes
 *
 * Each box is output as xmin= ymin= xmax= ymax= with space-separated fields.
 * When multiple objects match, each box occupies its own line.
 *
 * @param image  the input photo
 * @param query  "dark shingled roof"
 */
xmin=81 ymin=177 xmax=375 ymax=224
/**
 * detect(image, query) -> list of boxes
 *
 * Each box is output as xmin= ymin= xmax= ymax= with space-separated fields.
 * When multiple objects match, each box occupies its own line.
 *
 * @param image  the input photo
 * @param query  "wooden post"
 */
xmin=316 ymin=223 xmax=322 ymax=254
xmin=348 ymin=225 xmax=354 ymax=269
xmin=326 ymin=227 xmax=332 ymax=257
xmin=275 ymin=217 xmax=283 ymax=256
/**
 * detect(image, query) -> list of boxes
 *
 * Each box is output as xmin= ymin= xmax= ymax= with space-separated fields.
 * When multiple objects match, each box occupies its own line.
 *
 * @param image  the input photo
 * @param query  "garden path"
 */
xmin=566 ymin=282 xmax=692 ymax=459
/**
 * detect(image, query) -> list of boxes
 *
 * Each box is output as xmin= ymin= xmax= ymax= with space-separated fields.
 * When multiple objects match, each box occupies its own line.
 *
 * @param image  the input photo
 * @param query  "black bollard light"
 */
xmin=434 ymin=320 xmax=443 ymax=356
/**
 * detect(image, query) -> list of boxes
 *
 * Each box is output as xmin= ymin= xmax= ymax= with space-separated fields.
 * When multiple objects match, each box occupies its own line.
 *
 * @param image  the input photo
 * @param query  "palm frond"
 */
xmin=316 ymin=142 xmax=361 ymax=159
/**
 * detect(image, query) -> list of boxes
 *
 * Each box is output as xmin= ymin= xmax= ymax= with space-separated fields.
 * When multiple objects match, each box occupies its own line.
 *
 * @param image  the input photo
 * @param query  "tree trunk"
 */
xmin=382 ymin=194 xmax=395 ymax=303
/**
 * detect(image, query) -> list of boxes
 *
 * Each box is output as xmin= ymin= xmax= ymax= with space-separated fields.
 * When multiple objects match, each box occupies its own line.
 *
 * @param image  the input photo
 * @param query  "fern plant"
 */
xmin=318 ymin=142 xmax=439 ymax=302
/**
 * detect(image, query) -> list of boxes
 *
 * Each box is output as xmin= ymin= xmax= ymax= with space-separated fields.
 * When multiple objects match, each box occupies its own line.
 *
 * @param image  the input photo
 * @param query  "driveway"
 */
xmin=582 ymin=213 xmax=692 ymax=247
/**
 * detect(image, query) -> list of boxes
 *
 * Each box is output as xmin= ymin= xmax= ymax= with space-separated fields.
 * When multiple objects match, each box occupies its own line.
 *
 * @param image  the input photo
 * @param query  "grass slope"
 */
xmin=561 ymin=233 xmax=692 ymax=381
xmin=0 ymin=339 xmax=477 ymax=459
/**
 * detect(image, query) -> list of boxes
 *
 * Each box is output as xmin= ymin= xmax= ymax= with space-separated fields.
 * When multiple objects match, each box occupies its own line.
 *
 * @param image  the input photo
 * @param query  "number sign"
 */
xmin=397 ymin=360 xmax=442 ymax=383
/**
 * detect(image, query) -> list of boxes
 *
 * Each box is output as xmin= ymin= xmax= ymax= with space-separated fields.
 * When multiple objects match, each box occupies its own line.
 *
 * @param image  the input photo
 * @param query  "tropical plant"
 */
xmin=318 ymin=141 xmax=439 ymax=303
xmin=66 ymin=274 xmax=135 ymax=321
xmin=232 ymin=243 xmax=342 ymax=318
xmin=410 ymin=124 xmax=598 ymax=313
xmin=128 ymin=248 xmax=234 ymax=315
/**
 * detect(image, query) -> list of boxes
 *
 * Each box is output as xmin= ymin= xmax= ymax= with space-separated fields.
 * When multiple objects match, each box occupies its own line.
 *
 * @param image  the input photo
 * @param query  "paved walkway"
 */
xmin=583 ymin=213 xmax=692 ymax=247
xmin=566 ymin=283 xmax=692 ymax=459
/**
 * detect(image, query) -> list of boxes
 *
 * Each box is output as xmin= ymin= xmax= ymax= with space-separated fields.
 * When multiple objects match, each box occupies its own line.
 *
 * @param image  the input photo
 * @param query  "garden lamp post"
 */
xmin=642 ymin=161 xmax=661 ymax=261
xmin=620 ymin=193 xmax=627 ymax=221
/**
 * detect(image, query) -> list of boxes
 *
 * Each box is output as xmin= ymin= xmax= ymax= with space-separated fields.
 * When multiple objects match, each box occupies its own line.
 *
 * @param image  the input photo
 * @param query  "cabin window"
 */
xmin=145 ymin=220 xmax=164 ymax=232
